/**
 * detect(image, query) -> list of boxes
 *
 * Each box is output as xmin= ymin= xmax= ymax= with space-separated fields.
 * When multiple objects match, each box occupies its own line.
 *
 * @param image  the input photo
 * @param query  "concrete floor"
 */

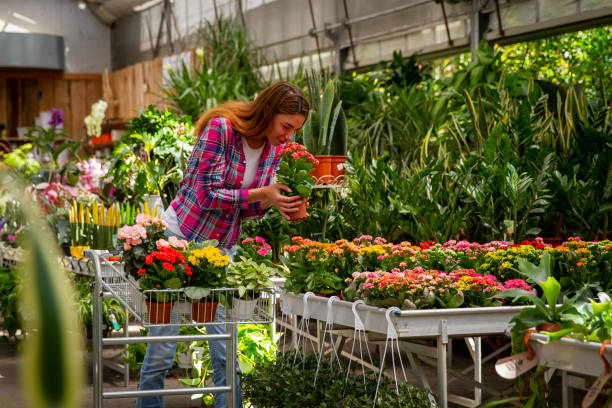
xmin=0 ymin=340 xmax=207 ymax=408
xmin=0 ymin=328 xmax=586 ymax=408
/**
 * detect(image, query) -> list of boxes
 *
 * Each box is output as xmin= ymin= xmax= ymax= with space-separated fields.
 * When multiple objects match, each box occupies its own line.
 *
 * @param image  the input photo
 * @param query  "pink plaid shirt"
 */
xmin=171 ymin=117 xmax=281 ymax=248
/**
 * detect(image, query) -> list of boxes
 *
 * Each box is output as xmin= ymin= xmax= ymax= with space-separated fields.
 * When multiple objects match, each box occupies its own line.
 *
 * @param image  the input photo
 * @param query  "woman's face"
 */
xmin=266 ymin=113 xmax=306 ymax=146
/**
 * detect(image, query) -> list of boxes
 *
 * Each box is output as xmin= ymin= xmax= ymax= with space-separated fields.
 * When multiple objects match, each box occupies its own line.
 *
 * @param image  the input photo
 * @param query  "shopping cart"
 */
xmin=85 ymin=249 xmax=275 ymax=408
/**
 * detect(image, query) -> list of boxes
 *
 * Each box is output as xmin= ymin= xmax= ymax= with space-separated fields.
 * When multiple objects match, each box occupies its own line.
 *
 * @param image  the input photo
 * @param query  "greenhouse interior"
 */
xmin=1 ymin=0 xmax=612 ymax=407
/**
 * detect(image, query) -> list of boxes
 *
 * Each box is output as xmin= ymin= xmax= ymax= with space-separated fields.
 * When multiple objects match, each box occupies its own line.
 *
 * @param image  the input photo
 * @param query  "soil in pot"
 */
xmin=536 ymin=322 xmax=561 ymax=332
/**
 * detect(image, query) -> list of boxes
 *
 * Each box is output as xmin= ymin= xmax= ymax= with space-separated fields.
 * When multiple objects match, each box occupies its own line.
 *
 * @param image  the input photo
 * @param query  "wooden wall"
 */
xmin=108 ymin=50 xmax=196 ymax=120
xmin=0 ymin=72 xmax=102 ymax=142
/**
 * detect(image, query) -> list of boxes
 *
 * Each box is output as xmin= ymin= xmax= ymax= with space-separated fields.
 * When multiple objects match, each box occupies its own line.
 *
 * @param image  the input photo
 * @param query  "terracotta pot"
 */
xmin=288 ymin=201 xmax=309 ymax=221
xmin=311 ymin=155 xmax=334 ymax=184
xmin=191 ymin=301 xmax=218 ymax=323
xmin=329 ymin=155 xmax=347 ymax=181
xmin=146 ymin=300 xmax=172 ymax=324
xmin=537 ymin=322 xmax=561 ymax=332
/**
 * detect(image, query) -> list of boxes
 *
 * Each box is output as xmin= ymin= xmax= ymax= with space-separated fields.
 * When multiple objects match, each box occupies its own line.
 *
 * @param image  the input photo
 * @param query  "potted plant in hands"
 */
xmin=223 ymin=256 xmax=275 ymax=320
xmin=136 ymin=245 xmax=192 ymax=324
xmin=184 ymin=242 xmax=230 ymax=322
xmin=275 ymin=142 xmax=318 ymax=221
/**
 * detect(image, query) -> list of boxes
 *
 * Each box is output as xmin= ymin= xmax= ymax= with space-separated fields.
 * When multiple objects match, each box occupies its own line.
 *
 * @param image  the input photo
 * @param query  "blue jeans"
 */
xmin=135 ymin=307 xmax=242 ymax=408
xmin=136 ymin=243 xmax=240 ymax=408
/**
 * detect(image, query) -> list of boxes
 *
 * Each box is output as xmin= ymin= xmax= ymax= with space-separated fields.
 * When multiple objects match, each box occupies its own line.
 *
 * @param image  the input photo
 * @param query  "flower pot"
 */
xmin=537 ymin=322 xmax=561 ymax=333
xmin=191 ymin=301 xmax=218 ymax=323
xmin=69 ymin=245 xmax=90 ymax=259
xmin=288 ymin=201 xmax=309 ymax=222
xmin=311 ymin=155 xmax=333 ymax=184
xmin=228 ymin=297 xmax=259 ymax=320
xmin=329 ymin=155 xmax=347 ymax=182
xmin=142 ymin=194 xmax=164 ymax=216
xmin=146 ymin=300 xmax=172 ymax=324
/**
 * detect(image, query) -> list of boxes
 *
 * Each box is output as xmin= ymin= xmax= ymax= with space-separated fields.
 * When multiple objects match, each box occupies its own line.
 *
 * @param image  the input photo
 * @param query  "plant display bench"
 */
xmin=85 ymin=249 xmax=274 ymax=408
xmin=280 ymin=291 xmax=526 ymax=408
xmin=529 ymin=333 xmax=612 ymax=408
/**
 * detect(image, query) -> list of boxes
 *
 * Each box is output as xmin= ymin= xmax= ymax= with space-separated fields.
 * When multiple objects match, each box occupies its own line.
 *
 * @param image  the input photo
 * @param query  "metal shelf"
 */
xmin=530 ymin=333 xmax=612 ymax=377
xmin=281 ymin=291 xmax=526 ymax=337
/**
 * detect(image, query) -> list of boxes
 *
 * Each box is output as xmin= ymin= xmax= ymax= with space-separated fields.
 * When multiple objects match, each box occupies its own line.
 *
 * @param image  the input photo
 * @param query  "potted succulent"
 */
xmin=275 ymin=142 xmax=318 ymax=221
xmin=184 ymin=242 xmax=230 ymax=322
xmin=300 ymin=74 xmax=348 ymax=184
xmin=136 ymin=245 xmax=191 ymax=324
xmin=223 ymin=256 xmax=275 ymax=320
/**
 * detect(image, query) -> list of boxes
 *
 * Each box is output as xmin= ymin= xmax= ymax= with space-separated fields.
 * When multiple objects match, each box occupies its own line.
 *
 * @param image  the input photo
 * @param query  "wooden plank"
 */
xmin=54 ymin=79 xmax=71 ymax=137
xmin=69 ymin=80 xmax=87 ymax=141
xmin=0 ymin=79 xmax=7 ymax=131
xmin=38 ymin=79 xmax=55 ymax=111
xmin=6 ymin=79 xmax=18 ymax=137
xmin=133 ymin=63 xmax=144 ymax=114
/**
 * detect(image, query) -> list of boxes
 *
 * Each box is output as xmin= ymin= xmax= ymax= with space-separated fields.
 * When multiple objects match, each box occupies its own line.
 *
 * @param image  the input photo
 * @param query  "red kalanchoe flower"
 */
xmin=162 ymin=262 xmax=174 ymax=271
xmin=137 ymin=268 xmax=146 ymax=275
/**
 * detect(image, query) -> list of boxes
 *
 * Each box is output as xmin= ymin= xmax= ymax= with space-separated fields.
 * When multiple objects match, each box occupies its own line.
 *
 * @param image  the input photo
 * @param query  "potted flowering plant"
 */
xmin=184 ymin=242 xmax=231 ymax=322
xmin=136 ymin=245 xmax=191 ymax=324
xmin=275 ymin=142 xmax=318 ymax=221
xmin=223 ymin=256 xmax=275 ymax=319
xmin=235 ymin=236 xmax=273 ymax=267
xmin=116 ymin=213 xmax=167 ymax=279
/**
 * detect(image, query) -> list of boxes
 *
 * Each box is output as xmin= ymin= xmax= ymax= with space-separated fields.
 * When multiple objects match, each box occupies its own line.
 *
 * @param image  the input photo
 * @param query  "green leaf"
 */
xmin=184 ymin=287 xmax=212 ymax=300
xmin=164 ymin=277 xmax=182 ymax=289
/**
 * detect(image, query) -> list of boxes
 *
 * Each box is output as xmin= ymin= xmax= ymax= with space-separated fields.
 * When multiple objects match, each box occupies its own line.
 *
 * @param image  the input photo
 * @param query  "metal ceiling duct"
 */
xmin=0 ymin=32 xmax=65 ymax=71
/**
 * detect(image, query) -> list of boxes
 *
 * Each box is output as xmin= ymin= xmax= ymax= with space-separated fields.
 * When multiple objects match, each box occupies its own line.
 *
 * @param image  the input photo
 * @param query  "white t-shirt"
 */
xmin=241 ymin=136 xmax=265 ymax=188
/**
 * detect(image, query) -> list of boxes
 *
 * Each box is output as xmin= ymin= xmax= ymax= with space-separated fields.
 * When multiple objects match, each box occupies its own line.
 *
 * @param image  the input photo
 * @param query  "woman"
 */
xmin=136 ymin=81 xmax=309 ymax=408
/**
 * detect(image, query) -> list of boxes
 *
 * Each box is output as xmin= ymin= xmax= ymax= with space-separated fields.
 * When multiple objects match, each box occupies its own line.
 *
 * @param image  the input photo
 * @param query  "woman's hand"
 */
xmin=248 ymin=184 xmax=306 ymax=220
xmin=265 ymin=184 xmax=307 ymax=219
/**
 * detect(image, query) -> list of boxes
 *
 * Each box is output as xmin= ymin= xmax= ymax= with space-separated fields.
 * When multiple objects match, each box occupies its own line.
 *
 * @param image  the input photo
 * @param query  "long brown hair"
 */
xmin=194 ymin=81 xmax=309 ymax=139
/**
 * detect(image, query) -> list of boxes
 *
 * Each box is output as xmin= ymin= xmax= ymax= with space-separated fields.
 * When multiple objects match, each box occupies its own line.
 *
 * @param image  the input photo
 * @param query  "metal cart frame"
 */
xmin=85 ymin=249 xmax=274 ymax=408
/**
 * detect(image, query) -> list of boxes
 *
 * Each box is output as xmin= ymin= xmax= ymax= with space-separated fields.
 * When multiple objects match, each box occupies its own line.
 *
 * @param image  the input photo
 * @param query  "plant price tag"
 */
xmin=582 ymin=371 xmax=612 ymax=408
xmin=495 ymin=351 xmax=538 ymax=379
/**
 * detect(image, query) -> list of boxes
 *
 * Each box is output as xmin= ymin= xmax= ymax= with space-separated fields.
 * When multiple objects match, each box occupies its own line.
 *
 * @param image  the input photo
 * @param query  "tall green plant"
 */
xmin=300 ymin=73 xmax=348 ymax=156
xmin=163 ymin=16 xmax=265 ymax=120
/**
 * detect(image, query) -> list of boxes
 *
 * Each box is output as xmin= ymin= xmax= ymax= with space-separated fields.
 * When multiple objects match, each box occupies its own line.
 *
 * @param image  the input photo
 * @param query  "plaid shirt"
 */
xmin=171 ymin=117 xmax=281 ymax=248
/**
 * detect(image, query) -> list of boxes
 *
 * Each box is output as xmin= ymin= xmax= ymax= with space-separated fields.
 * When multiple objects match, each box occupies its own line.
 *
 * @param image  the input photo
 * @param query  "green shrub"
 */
xmin=242 ymin=350 xmax=435 ymax=407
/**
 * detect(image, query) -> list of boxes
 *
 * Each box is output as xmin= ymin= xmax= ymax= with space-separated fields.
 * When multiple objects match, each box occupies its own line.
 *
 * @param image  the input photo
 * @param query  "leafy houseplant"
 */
xmin=224 ymin=256 xmax=274 ymax=320
xmin=275 ymin=142 xmax=318 ymax=221
xmin=109 ymin=105 xmax=193 ymax=208
xmin=495 ymin=252 xmax=578 ymax=337
xmin=300 ymin=74 xmax=348 ymax=183
xmin=184 ymin=243 xmax=230 ymax=322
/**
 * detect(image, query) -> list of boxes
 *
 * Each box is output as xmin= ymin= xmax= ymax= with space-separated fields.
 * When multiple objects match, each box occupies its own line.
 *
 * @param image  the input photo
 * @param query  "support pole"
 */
xmin=493 ymin=0 xmax=504 ymax=36
xmin=341 ymin=0 xmax=358 ymax=67
xmin=92 ymin=281 xmax=103 ymax=408
xmin=226 ymin=322 xmax=237 ymax=408
xmin=439 ymin=0 xmax=454 ymax=46
xmin=308 ymin=0 xmax=325 ymax=72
